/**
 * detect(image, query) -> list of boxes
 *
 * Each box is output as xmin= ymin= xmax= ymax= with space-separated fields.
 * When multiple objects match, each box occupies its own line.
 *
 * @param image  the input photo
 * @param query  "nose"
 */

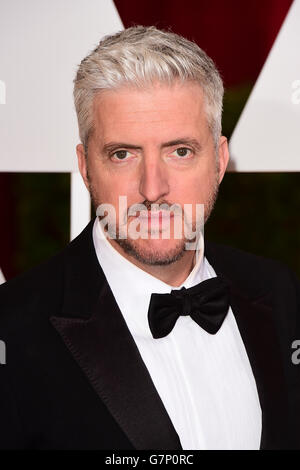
xmin=138 ymin=153 xmax=170 ymax=202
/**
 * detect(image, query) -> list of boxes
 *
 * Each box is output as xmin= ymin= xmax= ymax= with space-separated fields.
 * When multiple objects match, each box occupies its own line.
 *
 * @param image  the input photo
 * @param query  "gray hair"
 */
xmin=73 ymin=26 xmax=224 ymax=153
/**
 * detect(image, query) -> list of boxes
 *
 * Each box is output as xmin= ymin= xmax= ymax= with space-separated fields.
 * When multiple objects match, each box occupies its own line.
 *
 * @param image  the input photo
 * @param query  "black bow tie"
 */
xmin=147 ymin=276 xmax=230 ymax=339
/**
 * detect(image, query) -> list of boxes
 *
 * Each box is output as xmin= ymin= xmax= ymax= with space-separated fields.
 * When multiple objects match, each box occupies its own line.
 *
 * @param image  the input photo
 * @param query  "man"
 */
xmin=0 ymin=26 xmax=300 ymax=450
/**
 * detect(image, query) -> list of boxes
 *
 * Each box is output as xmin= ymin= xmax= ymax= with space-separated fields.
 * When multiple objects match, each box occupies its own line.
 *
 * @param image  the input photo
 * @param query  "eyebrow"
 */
xmin=102 ymin=138 xmax=202 ymax=154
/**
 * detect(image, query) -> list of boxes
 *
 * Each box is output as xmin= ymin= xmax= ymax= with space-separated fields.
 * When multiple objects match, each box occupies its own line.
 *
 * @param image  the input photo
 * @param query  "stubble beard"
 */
xmin=87 ymin=170 xmax=220 ymax=267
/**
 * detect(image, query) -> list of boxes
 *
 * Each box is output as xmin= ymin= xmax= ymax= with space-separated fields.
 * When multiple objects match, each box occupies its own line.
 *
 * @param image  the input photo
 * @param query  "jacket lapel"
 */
xmin=205 ymin=242 xmax=290 ymax=449
xmin=49 ymin=219 xmax=182 ymax=450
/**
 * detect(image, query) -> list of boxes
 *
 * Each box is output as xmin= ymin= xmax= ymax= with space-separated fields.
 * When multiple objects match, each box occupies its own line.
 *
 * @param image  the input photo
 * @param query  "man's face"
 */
xmin=77 ymin=81 xmax=229 ymax=266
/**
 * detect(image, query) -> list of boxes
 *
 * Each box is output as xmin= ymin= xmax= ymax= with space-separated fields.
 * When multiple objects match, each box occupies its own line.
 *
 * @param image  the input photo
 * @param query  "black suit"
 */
xmin=0 ymin=218 xmax=300 ymax=449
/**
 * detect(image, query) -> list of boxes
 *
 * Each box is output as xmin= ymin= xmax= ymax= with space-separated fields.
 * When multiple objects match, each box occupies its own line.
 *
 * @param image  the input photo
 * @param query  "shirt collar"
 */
xmin=92 ymin=217 xmax=207 ymax=337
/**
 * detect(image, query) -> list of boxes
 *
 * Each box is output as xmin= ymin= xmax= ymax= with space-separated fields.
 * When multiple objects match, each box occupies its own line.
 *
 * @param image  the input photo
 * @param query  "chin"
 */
xmin=116 ymin=236 xmax=187 ymax=266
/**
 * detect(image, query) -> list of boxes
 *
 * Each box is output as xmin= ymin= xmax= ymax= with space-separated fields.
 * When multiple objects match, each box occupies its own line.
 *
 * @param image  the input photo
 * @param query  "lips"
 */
xmin=138 ymin=212 xmax=175 ymax=228
xmin=138 ymin=211 xmax=175 ymax=220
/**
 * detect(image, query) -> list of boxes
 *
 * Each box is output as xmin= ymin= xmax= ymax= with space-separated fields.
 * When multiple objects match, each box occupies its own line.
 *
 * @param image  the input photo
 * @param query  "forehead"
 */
xmin=92 ymin=81 xmax=208 ymax=143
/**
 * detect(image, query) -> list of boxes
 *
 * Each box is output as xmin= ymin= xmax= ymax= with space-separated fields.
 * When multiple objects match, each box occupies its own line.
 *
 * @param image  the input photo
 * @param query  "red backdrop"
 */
xmin=114 ymin=0 xmax=293 ymax=86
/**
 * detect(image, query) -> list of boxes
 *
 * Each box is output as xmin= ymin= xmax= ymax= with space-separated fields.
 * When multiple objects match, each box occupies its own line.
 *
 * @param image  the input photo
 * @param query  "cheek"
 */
xmin=173 ymin=171 xmax=217 ymax=206
xmin=170 ymin=174 xmax=207 ymax=202
xmin=93 ymin=172 xmax=138 ymax=208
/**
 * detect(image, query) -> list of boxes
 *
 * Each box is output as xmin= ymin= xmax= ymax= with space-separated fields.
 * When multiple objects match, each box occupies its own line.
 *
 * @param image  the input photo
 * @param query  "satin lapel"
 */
xmin=205 ymin=244 xmax=289 ymax=449
xmin=49 ymin=220 xmax=182 ymax=450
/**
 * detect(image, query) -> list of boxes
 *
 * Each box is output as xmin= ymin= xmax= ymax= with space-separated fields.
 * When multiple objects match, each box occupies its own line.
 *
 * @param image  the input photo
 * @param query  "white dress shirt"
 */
xmin=92 ymin=217 xmax=262 ymax=450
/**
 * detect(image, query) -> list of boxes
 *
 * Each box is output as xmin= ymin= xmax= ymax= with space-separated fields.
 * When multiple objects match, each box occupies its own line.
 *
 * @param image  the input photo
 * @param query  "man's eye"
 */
xmin=112 ymin=150 xmax=132 ymax=160
xmin=173 ymin=147 xmax=192 ymax=158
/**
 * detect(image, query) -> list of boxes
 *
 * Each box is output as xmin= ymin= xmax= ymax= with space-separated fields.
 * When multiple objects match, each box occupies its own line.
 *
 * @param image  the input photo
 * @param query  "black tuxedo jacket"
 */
xmin=0 ymin=218 xmax=300 ymax=450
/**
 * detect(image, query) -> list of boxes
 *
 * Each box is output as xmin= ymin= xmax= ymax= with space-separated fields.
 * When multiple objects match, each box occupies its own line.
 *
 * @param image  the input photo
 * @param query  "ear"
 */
xmin=76 ymin=143 xmax=90 ymax=190
xmin=217 ymin=136 xmax=230 ymax=184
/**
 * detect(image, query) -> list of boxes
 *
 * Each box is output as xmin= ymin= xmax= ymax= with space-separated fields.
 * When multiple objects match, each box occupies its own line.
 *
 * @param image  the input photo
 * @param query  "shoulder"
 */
xmin=205 ymin=240 xmax=300 ymax=298
xmin=0 ymin=218 xmax=96 ymax=331
xmin=0 ymin=249 xmax=65 ymax=332
xmin=205 ymin=240 xmax=287 ymax=272
xmin=0 ymin=219 xmax=95 ymax=310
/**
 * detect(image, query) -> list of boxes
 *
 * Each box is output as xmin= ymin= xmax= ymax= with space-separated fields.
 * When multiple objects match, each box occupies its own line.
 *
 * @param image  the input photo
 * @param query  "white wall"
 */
xmin=0 ymin=0 xmax=123 ymax=172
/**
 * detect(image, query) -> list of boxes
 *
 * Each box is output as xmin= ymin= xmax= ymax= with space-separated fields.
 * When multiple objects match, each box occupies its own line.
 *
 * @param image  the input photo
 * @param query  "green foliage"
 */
xmin=14 ymin=173 xmax=70 ymax=274
xmin=222 ymin=82 xmax=253 ymax=139
xmin=206 ymin=173 xmax=300 ymax=277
